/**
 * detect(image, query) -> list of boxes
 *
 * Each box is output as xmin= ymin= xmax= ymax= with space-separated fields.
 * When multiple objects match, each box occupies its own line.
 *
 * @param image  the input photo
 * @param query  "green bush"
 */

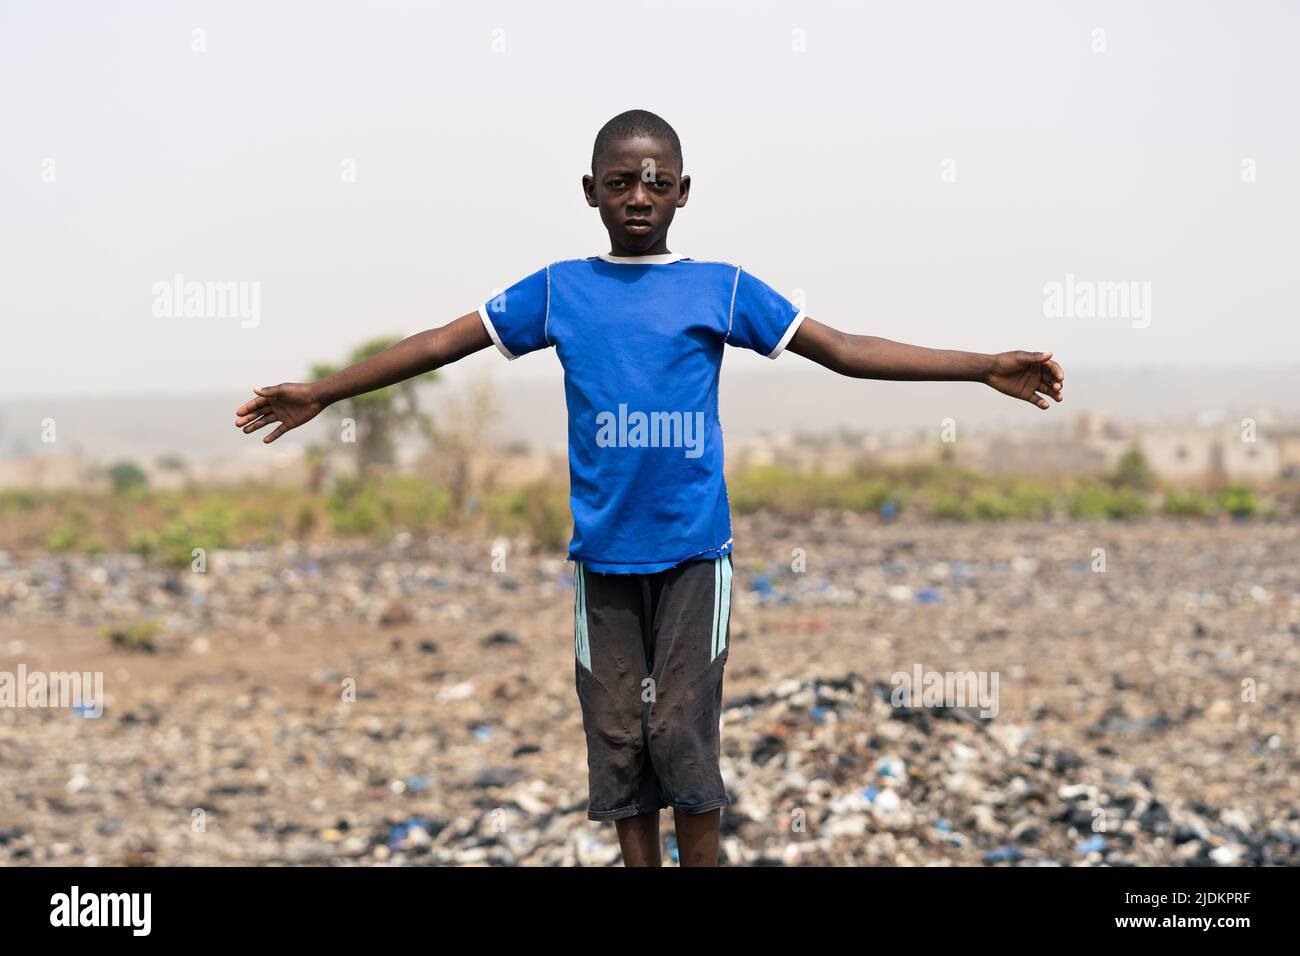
xmin=837 ymin=478 xmax=898 ymax=514
xmin=324 ymin=475 xmax=391 ymax=537
xmin=924 ymin=481 xmax=1053 ymax=521
xmin=968 ymin=488 xmax=1016 ymax=520
xmin=1110 ymin=447 xmax=1155 ymax=491
xmin=1162 ymin=490 xmax=1211 ymax=517
xmin=1216 ymin=484 xmax=1258 ymax=518
xmin=728 ymin=467 xmax=906 ymax=518
xmin=329 ymin=488 xmax=383 ymax=536
xmin=1008 ymin=484 xmax=1055 ymax=520
xmin=46 ymin=523 xmax=81 ymax=552
xmin=489 ymin=481 xmax=572 ymax=550
xmin=377 ymin=475 xmax=448 ymax=529
xmin=928 ymin=492 xmax=965 ymax=520
xmin=728 ymin=466 xmax=806 ymax=516
xmin=1066 ymin=485 xmax=1110 ymax=520
xmin=296 ymin=503 xmax=318 ymax=537
xmin=104 ymin=619 xmax=158 ymax=653
xmin=8 ymin=457 xmax=1285 ymax=561
xmin=106 ymin=461 xmax=148 ymax=493
xmin=1105 ymin=488 xmax=1153 ymax=519
xmin=0 ymin=489 xmax=42 ymax=513
xmin=1066 ymin=484 xmax=1151 ymax=520
xmin=128 ymin=506 xmax=233 ymax=567
xmin=126 ymin=528 xmax=161 ymax=559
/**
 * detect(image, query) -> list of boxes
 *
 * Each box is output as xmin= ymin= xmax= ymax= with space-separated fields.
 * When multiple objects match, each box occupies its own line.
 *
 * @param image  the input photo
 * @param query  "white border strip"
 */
xmin=767 ymin=310 xmax=807 ymax=359
xmin=717 ymin=554 xmax=732 ymax=657
xmin=597 ymin=252 xmax=684 ymax=265
xmin=478 ymin=304 xmax=517 ymax=361
xmin=542 ymin=265 xmax=552 ymax=345
xmin=725 ymin=267 xmax=741 ymax=343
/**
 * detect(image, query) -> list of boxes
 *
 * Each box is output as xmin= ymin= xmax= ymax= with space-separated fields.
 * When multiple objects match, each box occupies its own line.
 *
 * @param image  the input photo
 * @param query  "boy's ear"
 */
xmin=676 ymin=174 xmax=691 ymax=207
xmin=582 ymin=173 xmax=599 ymax=207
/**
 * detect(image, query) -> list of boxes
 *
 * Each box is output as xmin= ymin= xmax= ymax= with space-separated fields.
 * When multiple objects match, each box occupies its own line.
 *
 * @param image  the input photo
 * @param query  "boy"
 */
xmin=235 ymin=109 xmax=1064 ymax=867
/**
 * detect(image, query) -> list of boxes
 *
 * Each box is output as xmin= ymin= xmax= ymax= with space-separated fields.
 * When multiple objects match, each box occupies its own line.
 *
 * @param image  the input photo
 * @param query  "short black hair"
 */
xmin=591 ymin=109 xmax=683 ymax=177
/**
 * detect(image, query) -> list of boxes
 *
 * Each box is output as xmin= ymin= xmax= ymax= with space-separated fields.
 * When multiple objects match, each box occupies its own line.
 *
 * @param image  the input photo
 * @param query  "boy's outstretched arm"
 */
xmin=785 ymin=316 xmax=1064 ymax=409
xmin=234 ymin=310 xmax=493 ymax=442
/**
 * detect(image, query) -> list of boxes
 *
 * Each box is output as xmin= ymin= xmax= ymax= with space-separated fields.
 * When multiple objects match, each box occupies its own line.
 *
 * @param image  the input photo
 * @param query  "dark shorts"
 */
xmin=572 ymin=553 xmax=734 ymax=821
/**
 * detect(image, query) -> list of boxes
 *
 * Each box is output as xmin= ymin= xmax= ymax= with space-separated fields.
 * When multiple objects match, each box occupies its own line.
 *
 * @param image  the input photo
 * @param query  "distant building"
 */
xmin=1138 ymin=428 xmax=1220 ymax=483
xmin=2 ymin=409 xmax=1297 ymax=492
xmin=0 ymin=454 xmax=105 ymax=491
xmin=1218 ymin=433 xmax=1281 ymax=482
xmin=1278 ymin=434 xmax=1300 ymax=479
xmin=982 ymin=434 xmax=1116 ymax=476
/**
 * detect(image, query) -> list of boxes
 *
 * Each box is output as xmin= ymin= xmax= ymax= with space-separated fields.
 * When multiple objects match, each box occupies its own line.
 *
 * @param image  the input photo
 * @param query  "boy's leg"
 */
xmin=615 ymin=810 xmax=662 ymax=867
xmin=672 ymin=807 xmax=721 ymax=867
xmin=644 ymin=553 xmax=734 ymax=866
xmin=572 ymin=561 xmax=670 ymax=863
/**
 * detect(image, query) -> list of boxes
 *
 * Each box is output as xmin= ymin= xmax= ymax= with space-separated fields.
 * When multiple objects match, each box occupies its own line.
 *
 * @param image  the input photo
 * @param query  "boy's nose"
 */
xmin=627 ymin=182 xmax=653 ymax=207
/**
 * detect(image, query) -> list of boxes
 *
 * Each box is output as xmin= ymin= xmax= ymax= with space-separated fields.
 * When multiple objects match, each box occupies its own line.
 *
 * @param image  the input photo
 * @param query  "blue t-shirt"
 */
xmin=478 ymin=252 xmax=805 ymax=574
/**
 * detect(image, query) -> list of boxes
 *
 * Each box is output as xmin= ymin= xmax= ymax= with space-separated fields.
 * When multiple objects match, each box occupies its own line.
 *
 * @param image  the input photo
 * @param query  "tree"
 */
xmin=303 ymin=444 xmax=328 ymax=494
xmin=1111 ymin=446 xmax=1155 ymax=492
xmin=311 ymin=337 xmax=437 ymax=476
xmin=421 ymin=377 xmax=501 ymax=526
xmin=106 ymin=460 xmax=148 ymax=493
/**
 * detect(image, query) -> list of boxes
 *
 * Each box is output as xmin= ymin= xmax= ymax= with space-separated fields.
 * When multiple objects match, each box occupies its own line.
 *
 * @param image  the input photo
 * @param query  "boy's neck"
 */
xmin=607 ymin=238 xmax=671 ymax=257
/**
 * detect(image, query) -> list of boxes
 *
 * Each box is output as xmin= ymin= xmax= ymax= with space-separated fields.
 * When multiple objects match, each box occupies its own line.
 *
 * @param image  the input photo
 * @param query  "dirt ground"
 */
xmin=1 ymin=516 xmax=1296 ymax=865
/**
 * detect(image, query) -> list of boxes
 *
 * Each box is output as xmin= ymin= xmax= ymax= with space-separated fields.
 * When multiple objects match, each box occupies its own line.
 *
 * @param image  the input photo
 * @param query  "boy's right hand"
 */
xmin=235 ymin=383 xmax=324 ymax=443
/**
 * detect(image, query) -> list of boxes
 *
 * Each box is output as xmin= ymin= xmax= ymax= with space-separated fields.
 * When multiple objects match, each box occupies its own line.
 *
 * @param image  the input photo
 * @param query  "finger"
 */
xmin=1012 ymin=350 xmax=1040 ymax=367
xmin=264 ymin=422 xmax=292 ymax=443
xmin=254 ymin=385 xmax=281 ymax=398
xmin=1028 ymin=391 xmax=1051 ymax=410
xmin=235 ymin=394 xmax=268 ymax=417
xmin=1043 ymin=360 xmax=1064 ymax=383
xmin=235 ymin=407 xmax=269 ymax=426
xmin=243 ymin=413 xmax=278 ymax=433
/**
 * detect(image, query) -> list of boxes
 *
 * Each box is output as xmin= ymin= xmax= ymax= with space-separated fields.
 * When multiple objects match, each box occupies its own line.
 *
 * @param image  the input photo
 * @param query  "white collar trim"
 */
xmin=597 ymin=252 xmax=684 ymax=265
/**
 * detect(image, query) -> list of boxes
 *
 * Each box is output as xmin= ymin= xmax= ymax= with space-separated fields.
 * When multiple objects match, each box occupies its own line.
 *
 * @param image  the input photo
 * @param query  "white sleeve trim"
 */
xmin=478 ymin=304 xmax=517 ymax=360
xmin=543 ymin=265 xmax=552 ymax=346
xmin=767 ymin=310 xmax=806 ymax=359
xmin=724 ymin=266 xmax=741 ymax=344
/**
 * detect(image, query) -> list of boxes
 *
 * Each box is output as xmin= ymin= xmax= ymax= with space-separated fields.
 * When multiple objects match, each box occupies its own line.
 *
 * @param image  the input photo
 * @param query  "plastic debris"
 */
xmin=0 ymin=519 xmax=1294 ymax=867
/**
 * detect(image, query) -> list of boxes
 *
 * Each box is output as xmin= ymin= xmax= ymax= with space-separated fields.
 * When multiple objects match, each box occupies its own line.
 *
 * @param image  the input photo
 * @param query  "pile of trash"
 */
xmin=0 ymin=532 xmax=573 ymax=640
xmin=715 ymin=673 xmax=1297 ymax=866
xmin=1 ymin=516 xmax=1296 ymax=865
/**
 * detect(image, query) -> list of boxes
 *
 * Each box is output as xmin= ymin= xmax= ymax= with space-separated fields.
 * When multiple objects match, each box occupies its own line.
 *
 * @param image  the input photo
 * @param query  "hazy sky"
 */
xmin=3 ymin=0 xmax=1298 ymax=400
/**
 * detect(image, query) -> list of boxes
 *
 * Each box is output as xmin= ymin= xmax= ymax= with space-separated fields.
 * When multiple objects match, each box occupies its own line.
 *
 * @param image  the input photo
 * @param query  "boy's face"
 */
xmin=583 ymin=135 xmax=690 ymax=255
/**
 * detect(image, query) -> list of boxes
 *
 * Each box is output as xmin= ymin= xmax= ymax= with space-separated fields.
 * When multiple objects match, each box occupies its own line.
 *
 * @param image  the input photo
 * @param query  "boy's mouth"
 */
xmin=624 ymin=220 xmax=653 ymax=234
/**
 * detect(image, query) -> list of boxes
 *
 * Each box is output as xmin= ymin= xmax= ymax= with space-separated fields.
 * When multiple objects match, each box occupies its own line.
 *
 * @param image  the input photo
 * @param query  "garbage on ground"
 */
xmin=0 ymin=517 xmax=1295 ymax=866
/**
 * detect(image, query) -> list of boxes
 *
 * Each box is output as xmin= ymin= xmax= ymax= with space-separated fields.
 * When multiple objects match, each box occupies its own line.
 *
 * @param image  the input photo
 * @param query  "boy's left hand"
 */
xmin=984 ymin=351 xmax=1064 ymax=409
